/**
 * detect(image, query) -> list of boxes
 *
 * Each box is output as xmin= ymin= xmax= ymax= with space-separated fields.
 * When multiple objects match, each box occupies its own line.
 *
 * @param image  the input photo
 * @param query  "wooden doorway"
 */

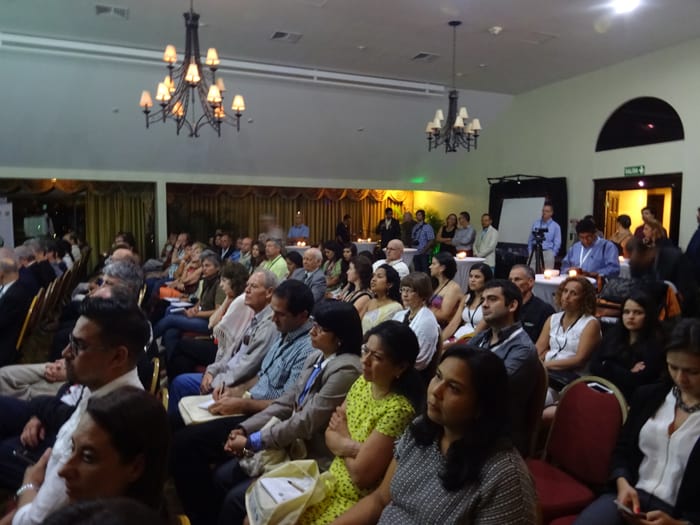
xmin=593 ymin=173 xmax=682 ymax=246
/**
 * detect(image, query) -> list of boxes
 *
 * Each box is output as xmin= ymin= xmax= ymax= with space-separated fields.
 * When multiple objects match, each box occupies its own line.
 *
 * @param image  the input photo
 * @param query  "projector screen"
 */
xmin=498 ymin=197 xmax=545 ymax=245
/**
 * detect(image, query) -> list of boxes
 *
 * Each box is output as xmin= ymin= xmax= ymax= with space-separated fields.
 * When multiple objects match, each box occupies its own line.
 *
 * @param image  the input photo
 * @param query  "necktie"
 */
xmin=297 ymin=358 xmax=324 ymax=406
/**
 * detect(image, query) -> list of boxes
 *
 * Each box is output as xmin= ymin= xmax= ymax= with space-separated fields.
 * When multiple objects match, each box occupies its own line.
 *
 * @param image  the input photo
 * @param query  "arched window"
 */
xmin=596 ymin=96 xmax=684 ymax=152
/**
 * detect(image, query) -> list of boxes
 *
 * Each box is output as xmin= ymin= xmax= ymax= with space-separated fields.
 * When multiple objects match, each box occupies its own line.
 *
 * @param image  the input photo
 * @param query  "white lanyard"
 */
xmin=579 ymin=245 xmax=592 ymax=267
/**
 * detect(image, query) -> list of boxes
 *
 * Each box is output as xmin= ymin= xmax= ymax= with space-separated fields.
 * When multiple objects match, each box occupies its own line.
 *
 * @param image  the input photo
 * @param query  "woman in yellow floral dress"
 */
xmin=298 ymin=321 xmax=425 ymax=524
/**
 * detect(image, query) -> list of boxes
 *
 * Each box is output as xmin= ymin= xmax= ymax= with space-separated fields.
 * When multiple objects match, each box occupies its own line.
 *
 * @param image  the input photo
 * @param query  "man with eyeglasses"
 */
xmin=172 ymin=279 xmax=315 ymax=523
xmin=560 ymin=218 xmax=620 ymax=279
xmin=167 ymin=270 xmax=279 ymax=425
xmin=5 ymin=295 xmax=150 ymax=525
xmin=372 ymin=239 xmax=409 ymax=278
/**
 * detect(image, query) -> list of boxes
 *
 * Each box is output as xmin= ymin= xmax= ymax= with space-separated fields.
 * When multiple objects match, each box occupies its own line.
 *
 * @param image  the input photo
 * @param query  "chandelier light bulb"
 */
xmin=231 ymin=94 xmax=246 ymax=112
xmin=207 ymin=85 xmax=222 ymax=104
xmin=453 ymin=116 xmax=465 ymax=129
xmin=458 ymin=107 xmax=469 ymax=119
xmin=216 ymin=78 xmax=226 ymax=93
xmin=434 ymin=109 xmax=444 ymax=122
xmin=155 ymin=82 xmax=171 ymax=102
xmin=164 ymin=76 xmax=175 ymax=94
xmin=185 ymin=61 xmax=201 ymax=84
xmin=139 ymin=90 xmax=153 ymax=109
xmin=172 ymin=100 xmax=184 ymax=118
xmin=471 ymin=118 xmax=482 ymax=131
xmin=205 ymin=48 xmax=220 ymax=66
xmin=163 ymin=45 xmax=177 ymax=64
xmin=214 ymin=106 xmax=225 ymax=119
xmin=425 ymin=121 xmax=434 ymax=134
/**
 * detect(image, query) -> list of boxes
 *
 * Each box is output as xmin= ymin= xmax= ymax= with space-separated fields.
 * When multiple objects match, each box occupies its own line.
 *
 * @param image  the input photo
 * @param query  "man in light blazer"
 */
xmin=290 ymin=247 xmax=327 ymax=302
xmin=474 ymin=213 xmax=499 ymax=272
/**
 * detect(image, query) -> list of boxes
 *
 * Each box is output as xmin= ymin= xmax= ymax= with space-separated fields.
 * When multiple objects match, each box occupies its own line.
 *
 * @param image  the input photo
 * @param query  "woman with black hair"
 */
xmin=428 ymin=251 xmax=464 ymax=327
xmin=362 ymin=265 xmax=403 ymax=334
xmin=339 ymin=243 xmax=358 ymax=288
xmin=299 ymin=321 xmax=424 ymax=524
xmin=443 ymin=262 xmax=493 ymax=343
xmin=322 ymin=240 xmax=344 ymax=297
xmin=338 ymin=256 xmax=373 ymax=317
xmin=575 ymin=318 xmax=700 ymax=525
xmin=214 ymin=300 xmax=363 ymax=525
xmin=332 ymin=345 xmax=537 ymax=525
xmin=590 ymin=290 xmax=664 ymax=400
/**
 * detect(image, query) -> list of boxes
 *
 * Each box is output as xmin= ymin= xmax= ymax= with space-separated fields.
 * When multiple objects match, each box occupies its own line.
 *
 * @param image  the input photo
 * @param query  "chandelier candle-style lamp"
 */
xmin=425 ymin=21 xmax=481 ymax=153
xmin=139 ymin=0 xmax=245 ymax=137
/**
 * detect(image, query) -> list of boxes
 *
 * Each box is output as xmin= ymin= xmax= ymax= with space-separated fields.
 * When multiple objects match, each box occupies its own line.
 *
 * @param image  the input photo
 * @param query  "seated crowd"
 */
xmin=0 ymin=204 xmax=698 ymax=525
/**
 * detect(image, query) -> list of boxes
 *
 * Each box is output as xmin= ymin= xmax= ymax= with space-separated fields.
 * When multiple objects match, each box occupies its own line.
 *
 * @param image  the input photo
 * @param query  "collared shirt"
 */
xmin=0 ymin=278 xmax=16 ymax=300
xmin=287 ymin=224 xmax=310 ymax=240
xmin=411 ymin=221 xmax=435 ymax=252
xmin=249 ymin=321 xmax=314 ymax=401
xmin=527 ymin=218 xmax=562 ymax=254
xmin=372 ymin=258 xmax=410 ymax=278
xmin=560 ymin=237 xmax=620 ymax=277
xmin=453 ymin=226 xmax=476 ymax=250
xmin=13 ymin=368 xmax=143 ymax=525
xmin=262 ymin=255 xmax=288 ymax=281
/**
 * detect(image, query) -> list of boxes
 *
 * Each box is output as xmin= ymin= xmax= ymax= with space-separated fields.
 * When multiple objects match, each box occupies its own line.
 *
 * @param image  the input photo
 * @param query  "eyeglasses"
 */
xmin=308 ymin=316 xmax=327 ymax=334
xmin=400 ymin=287 xmax=416 ymax=295
xmin=67 ymin=333 xmax=93 ymax=356
xmin=360 ymin=344 xmax=384 ymax=362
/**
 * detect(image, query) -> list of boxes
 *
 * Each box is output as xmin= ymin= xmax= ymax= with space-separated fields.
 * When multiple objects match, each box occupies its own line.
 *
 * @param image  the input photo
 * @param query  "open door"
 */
xmin=593 ymin=173 xmax=682 ymax=245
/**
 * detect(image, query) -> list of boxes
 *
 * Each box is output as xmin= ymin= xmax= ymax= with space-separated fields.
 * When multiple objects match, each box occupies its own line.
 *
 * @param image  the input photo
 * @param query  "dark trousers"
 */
xmin=214 ymin=458 xmax=253 ymax=525
xmin=170 ymin=415 xmax=245 ymax=525
xmin=574 ymin=491 xmax=677 ymax=525
xmin=167 ymin=338 xmax=217 ymax=380
xmin=413 ymin=252 xmax=430 ymax=273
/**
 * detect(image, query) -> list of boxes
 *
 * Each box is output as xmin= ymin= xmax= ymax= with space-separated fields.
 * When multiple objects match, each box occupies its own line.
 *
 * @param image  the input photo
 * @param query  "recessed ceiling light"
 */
xmin=612 ymin=0 xmax=640 ymax=14
xmin=488 ymin=26 xmax=503 ymax=36
xmin=479 ymin=63 xmax=488 ymax=69
xmin=646 ymin=123 xmax=654 ymax=129
xmin=638 ymin=180 xmax=645 ymax=187
xmin=357 ymin=45 xmax=367 ymax=51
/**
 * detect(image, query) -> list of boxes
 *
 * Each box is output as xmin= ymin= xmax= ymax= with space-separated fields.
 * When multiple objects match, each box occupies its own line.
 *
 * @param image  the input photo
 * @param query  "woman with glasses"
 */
xmin=332 ymin=346 xmax=537 ymax=525
xmin=362 ymin=265 xmax=403 ymax=334
xmin=299 ymin=321 xmax=425 ymax=524
xmin=213 ymin=300 xmax=362 ymax=525
xmin=392 ymin=272 xmax=440 ymax=375
xmin=443 ymin=262 xmax=493 ymax=345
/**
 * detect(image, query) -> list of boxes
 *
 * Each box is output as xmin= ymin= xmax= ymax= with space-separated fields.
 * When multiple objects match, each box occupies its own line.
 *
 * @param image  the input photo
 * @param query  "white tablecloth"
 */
xmin=534 ymin=274 xmax=597 ymax=309
xmin=454 ymin=257 xmax=486 ymax=293
xmin=354 ymin=241 xmax=377 ymax=254
xmin=285 ymin=245 xmax=310 ymax=256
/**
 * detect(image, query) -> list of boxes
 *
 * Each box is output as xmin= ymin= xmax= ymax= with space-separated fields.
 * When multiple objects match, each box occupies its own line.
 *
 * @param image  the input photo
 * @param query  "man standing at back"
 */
xmin=527 ymin=202 xmax=561 ymax=271
xmin=411 ymin=209 xmax=435 ymax=273
xmin=375 ymin=208 xmax=401 ymax=249
xmin=9 ymin=296 xmax=150 ymax=525
xmin=469 ymin=279 xmax=540 ymax=455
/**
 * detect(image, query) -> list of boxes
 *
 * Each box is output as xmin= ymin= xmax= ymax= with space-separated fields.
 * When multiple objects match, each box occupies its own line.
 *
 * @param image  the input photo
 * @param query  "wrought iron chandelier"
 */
xmin=425 ymin=21 xmax=481 ymax=153
xmin=138 ymin=0 xmax=245 ymax=137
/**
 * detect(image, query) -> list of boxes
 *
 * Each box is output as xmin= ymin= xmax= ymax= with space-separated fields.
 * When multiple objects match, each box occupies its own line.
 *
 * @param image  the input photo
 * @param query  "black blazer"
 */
xmin=609 ymin=381 xmax=700 ymax=524
xmin=375 ymin=218 xmax=401 ymax=248
xmin=0 ymin=280 xmax=35 ymax=366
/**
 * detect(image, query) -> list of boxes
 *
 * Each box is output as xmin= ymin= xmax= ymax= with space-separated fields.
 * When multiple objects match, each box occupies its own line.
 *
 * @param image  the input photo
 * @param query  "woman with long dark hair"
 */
xmin=428 ymin=251 xmax=463 ymax=327
xmin=322 ymin=240 xmax=344 ymax=297
xmin=338 ymin=256 xmax=373 ymax=317
xmin=299 ymin=321 xmax=425 ymax=524
xmin=362 ymin=264 xmax=403 ymax=334
xmin=332 ymin=346 xmax=537 ymax=524
xmin=443 ymin=262 xmax=493 ymax=343
xmin=590 ymin=290 xmax=664 ymax=400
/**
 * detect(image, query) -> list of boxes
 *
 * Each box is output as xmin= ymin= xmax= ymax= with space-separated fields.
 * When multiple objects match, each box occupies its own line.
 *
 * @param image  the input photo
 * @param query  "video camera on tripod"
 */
xmin=531 ymin=227 xmax=549 ymax=243
xmin=528 ymin=227 xmax=549 ymax=274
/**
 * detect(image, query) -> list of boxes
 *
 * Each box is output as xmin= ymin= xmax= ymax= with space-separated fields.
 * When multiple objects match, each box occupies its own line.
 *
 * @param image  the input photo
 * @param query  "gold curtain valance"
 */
xmin=0 ymin=179 xmax=152 ymax=198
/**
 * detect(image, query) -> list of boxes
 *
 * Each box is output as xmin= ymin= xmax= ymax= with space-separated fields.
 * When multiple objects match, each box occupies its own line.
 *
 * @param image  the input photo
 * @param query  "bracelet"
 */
xmin=15 ymin=482 xmax=37 ymax=499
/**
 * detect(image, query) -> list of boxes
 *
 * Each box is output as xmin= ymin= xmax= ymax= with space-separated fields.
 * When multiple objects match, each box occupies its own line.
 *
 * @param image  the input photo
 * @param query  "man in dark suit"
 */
xmin=0 ymin=258 xmax=35 ymax=367
xmin=24 ymin=239 xmax=56 ymax=289
xmin=290 ymin=247 xmax=327 ymax=302
xmin=375 ymin=207 xmax=401 ymax=249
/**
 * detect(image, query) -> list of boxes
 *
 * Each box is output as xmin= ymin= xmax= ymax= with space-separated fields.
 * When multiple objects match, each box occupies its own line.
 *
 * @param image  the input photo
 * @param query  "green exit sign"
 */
xmin=624 ymin=165 xmax=645 ymax=176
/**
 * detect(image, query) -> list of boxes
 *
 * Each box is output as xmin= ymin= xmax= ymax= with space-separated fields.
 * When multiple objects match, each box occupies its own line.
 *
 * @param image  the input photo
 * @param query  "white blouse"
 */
xmin=544 ymin=312 xmax=597 ymax=371
xmin=636 ymin=389 xmax=700 ymax=505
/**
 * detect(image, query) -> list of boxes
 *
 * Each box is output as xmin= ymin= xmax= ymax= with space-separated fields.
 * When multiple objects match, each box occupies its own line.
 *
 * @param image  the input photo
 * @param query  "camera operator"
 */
xmin=527 ymin=203 xmax=561 ymax=271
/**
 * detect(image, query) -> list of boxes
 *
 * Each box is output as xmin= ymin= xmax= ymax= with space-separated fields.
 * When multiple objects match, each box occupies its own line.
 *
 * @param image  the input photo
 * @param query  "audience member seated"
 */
xmin=166 ymin=262 xmax=249 ymax=379
xmin=590 ymin=291 xmax=664 ymax=401
xmin=1 ymin=296 xmax=149 ymax=525
xmin=284 ymin=251 xmax=303 ymax=279
xmin=428 ymin=252 xmax=463 ymax=327
xmin=338 ymin=256 xmax=373 ymax=317
xmin=362 ymin=265 xmax=403 ymax=334
xmin=0 ymin=257 xmax=35 ymax=367
xmin=298 ymin=321 xmax=424 ymax=524
xmin=158 ymin=241 xmax=206 ymax=298
xmin=167 ymin=270 xmax=278 ymax=424
xmin=371 ymin=239 xmax=409 ymax=279
xmin=609 ymin=214 xmax=633 ymax=258
xmin=322 ymin=241 xmax=343 ymax=297
xmin=536 ymin=276 xmax=601 ymax=404
xmin=23 ymin=239 xmax=56 ymax=289
xmin=443 ymin=262 xmax=493 ymax=344
xmin=153 ymin=251 xmax=226 ymax=362
xmin=332 ymin=346 xmax=538 ymax=525
xmin=238 ymin=237 xmax=253 ymax=273
xmin=509 ymin=264 xmax=555 ymax=342
xmin=212 ymin=301 xmax=363 ymax=525
xmin=249 ymin=241 xmax=266 ymax=273
xmin=339 ymin=242 xmax=357 ymax=288
xmin=170 ymin=280 xmax=315 ymax=525
xmin=575 ymin=318 xmax=700 ymax=525
xmin=56 ymin=387 xmax=168 ymax=510
xmin=260 ymin=239 xmax=287 ymax=281
xmin=435 ymin=213 xmax=458 ymax=256
xmin=290 ymin=248 xmax=327 ymax=303
xmin=469 ymin=279 xmax=540 ymax=455
xmin=218 ymin=232 xmax=236 ymax=261
xmin=14 ymin=245 xmax=42 ymax=296
xmin=561 ymin=218 xmax=620 ymax=279
xmin=39 ymin=499 xmax=165 ymax=525
xmin=392 ymin=272 xmax=440 ymax=374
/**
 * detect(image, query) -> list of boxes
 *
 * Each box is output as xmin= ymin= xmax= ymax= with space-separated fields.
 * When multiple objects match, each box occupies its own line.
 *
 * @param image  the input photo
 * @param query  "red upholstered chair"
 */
xmin=526 ymin=376 xmax=628 ymax=524
xmin=549 ymin=516 xmax=577 ymax=525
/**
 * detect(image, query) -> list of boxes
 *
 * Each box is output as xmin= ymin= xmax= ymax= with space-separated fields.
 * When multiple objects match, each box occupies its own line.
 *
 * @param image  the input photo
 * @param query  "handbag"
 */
xmin=239 ymin=416 xmax=308 ymax=477
xmin=245 ymin=459 xmax=335 ymax=525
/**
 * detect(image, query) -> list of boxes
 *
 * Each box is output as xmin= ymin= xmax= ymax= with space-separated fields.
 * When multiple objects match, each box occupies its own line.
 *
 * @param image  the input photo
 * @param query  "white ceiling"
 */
xmin=3 ymin=0 xmax=700 ymax=94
